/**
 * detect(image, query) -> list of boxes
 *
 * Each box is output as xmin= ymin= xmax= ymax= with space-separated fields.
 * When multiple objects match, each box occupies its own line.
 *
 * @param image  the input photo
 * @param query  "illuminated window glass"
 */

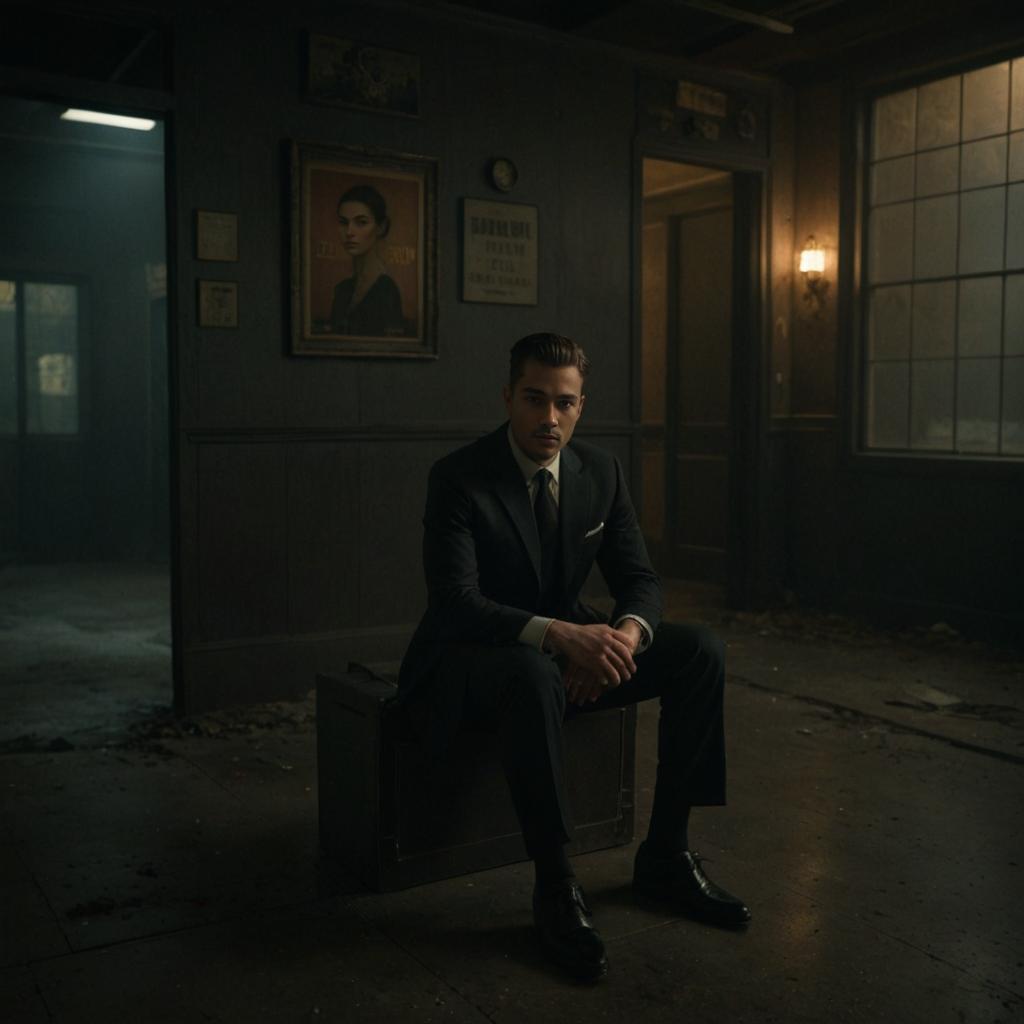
xmin=864 ymin=56 xmax=1024 ymax=456
xmin=24 ymin=282 xmax=78 ymax=435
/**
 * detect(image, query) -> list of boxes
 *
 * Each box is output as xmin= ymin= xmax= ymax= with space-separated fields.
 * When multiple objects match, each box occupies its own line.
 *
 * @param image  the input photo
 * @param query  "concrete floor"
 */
xmin=0 ymin=563 xmax=171 ymax=750
xmin=1 ymin=566 xmax=1022 ymax=1022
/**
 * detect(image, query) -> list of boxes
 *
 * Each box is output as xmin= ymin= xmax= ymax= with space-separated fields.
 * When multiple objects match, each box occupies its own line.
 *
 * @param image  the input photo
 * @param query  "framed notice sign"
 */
xmin=461 ymin=198 xmax=538 ymax=305
xmin=195 ymin=210 xmax=239 ymax=262
xmin=197 ymin=280 xmax=238 ymax=328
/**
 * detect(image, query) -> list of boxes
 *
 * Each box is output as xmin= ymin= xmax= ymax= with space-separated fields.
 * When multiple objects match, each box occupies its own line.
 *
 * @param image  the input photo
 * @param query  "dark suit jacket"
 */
xmin=398 ymin=425 xmax=662 ymax=748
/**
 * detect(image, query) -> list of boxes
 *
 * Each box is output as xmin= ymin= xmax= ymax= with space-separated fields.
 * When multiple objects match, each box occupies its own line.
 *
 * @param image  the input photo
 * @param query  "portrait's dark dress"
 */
xmin=330 ymin=274 xmax=404 ymax=336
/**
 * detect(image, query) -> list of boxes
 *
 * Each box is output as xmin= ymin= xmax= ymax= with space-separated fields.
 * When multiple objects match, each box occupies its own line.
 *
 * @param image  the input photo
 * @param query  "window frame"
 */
xmin=847 ymin=48 xmax=1024 ymax=474
xmin=0 ymin=271 xmax=88 ymax=440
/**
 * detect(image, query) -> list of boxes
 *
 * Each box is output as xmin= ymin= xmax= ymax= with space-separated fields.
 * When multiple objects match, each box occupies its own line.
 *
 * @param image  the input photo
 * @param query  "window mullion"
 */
xmin=952 ymin=75 xmax=964 ymax=453
xmin=15 ymin=277 xmax=26 ymax=437
xmin=998 ymin=67 xmax=1014 ymax=453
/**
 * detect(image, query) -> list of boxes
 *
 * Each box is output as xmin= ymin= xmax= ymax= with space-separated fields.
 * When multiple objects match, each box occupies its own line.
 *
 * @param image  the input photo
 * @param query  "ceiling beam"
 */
xmin=670 ymin=0 xmax=795 ymax=34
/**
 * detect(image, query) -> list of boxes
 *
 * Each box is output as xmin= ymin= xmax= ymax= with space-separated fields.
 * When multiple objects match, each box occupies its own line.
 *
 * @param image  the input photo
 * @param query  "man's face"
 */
xmin=503 ymin=359 xmax=585 ymax=465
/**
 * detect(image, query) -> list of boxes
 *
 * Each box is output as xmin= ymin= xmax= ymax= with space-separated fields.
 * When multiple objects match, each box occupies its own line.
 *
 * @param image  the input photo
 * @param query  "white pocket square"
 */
xmin=583 ymin=521 xmax=604 ymax=539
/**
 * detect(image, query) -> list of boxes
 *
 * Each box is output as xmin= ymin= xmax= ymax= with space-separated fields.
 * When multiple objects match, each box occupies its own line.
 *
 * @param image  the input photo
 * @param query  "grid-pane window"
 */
xmin=864 ymin=57 xmax=1024 ymax=455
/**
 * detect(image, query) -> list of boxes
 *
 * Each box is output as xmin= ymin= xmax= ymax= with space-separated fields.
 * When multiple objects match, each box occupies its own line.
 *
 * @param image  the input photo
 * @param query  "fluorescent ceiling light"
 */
xmin=61 ymin=108 xmax=156 ymax=131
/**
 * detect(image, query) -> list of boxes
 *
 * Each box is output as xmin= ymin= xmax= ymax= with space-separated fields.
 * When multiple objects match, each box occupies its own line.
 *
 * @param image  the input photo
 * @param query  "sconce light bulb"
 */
xmin=800 ymin=249 xmax=825 ymax=274
xmin=799 ymin=239 xmax=825 ymax=274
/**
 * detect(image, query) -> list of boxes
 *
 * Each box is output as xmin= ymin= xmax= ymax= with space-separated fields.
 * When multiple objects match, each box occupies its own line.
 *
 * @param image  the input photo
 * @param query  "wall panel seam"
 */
xmin=182 ymin=423 xmax=639 ymax=443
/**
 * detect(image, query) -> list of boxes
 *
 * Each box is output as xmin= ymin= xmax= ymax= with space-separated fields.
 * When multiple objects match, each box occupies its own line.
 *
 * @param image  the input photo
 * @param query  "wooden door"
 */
xmin=668 ymin=202 xmax=733 ymax=582
xmin=640 ymin=162 xmax=735 ymax=585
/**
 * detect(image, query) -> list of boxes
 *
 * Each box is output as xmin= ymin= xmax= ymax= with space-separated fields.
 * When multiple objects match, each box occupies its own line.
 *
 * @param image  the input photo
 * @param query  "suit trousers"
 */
xmin=439 ymin=621 xmax=727 ymax=858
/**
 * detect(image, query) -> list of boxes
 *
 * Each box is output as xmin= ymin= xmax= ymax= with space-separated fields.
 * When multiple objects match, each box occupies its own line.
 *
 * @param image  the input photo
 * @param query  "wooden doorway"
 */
xmin=639 ymin=157 xmax=753 ymax=595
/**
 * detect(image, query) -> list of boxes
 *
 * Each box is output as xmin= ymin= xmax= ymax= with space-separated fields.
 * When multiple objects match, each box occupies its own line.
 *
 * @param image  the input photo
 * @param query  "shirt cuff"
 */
xmin=518 ymin=615 xmax=554 ymax=651
xmin=614 ymin=614 xmax=653 ymax=653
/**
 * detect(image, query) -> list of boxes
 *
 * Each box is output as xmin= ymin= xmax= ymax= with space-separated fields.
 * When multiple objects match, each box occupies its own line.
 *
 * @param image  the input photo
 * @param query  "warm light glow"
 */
xmin=799 ymin=238 xmax=825 ymax=274
xmin=61 ymin=108 xmax=156 ymax=131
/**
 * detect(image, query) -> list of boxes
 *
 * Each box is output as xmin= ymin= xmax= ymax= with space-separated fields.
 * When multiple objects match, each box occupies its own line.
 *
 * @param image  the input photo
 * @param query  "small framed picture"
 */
xmin=195 ymin=210 xmax=238 ymax=262
xmin=461 ymin=198 xmax=538 ymax=305
xmin=197 ymin=280 xmax=238 ymax=328
xmin=305 ymin=33 xmax=420 ymax=118
xmin=289 ymin=140 xmax=438 ymax=358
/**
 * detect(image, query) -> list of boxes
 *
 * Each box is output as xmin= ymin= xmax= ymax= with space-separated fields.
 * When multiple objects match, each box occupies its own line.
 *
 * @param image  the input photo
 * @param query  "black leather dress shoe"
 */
xmin=533 ymin=879 xmax=608 ymax=980
xmin=633 ymin=842 xmax=751 ymax=927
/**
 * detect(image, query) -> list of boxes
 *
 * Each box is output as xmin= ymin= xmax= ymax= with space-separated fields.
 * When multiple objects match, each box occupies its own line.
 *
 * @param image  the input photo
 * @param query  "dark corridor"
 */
xmin=0 ymin=95 xmax=172 ymax=741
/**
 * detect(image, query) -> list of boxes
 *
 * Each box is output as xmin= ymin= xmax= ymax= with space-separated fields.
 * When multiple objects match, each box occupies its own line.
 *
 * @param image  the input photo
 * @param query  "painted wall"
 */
xmin=171 ymin=5 xmax=651 ymax=710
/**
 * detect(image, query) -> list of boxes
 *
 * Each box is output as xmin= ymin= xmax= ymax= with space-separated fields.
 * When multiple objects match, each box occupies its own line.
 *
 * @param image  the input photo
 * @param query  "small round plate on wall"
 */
xmin=488 ymin=157 xmax=518 ymax=193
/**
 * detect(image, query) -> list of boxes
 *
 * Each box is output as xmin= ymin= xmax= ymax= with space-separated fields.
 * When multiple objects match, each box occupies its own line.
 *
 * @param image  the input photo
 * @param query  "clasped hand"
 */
xmin=544 ymin=621 xmax=638 ymax=706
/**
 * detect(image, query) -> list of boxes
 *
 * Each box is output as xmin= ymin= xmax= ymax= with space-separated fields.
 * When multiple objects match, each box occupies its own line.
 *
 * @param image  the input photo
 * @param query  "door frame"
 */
xmin=632 ymin=142 xmax=769 ymax=608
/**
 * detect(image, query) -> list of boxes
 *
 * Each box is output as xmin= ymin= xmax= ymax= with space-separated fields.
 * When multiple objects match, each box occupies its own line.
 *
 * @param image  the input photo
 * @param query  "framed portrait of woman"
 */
xmin=289 ymin=140 xmax=438 ymax=358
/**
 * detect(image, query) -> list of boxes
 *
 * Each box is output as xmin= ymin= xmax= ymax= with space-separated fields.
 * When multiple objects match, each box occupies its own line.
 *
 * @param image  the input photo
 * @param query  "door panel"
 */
xmin=640 ymin=219 xmax=669 ymax=562
xmin=671 ymin=204 xmax=732 ymax=582
xmin=640 ymin=160 xmax=735 ymax=585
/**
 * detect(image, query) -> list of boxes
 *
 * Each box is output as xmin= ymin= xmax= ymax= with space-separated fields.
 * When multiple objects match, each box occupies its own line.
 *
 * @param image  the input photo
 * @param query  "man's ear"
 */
xmin=502 ymin=383 xmax=512 ymax=410
xmin=578 ymin=393 xmax=586 ymax=417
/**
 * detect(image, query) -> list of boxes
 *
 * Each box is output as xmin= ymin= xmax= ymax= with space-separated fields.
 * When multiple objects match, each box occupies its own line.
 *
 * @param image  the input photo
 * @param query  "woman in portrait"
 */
xmin=331 ymin=184 xmax=405 ymax=336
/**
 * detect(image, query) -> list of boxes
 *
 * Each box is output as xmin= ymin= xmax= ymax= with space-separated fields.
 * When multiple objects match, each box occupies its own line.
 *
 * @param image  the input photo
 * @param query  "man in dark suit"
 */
xmin=399 ymin=332 xmax=749 ymax=980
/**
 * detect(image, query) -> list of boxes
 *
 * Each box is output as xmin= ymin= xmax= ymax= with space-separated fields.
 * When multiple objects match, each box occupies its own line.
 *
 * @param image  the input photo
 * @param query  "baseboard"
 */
xmin=180 ymin=624 xmax=413 ymax=713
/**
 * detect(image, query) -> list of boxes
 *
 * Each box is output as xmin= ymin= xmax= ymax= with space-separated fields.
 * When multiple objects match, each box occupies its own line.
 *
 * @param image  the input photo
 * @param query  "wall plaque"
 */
xmin=195 ymin=211 xmax=238 ymax=262
xmin=676 ymin=81 xmax=728 ymax=118
xmin=197 ymin=280 xmax=238 ymax=328
xmin=637 ymin=74 xmax=769 ymax=160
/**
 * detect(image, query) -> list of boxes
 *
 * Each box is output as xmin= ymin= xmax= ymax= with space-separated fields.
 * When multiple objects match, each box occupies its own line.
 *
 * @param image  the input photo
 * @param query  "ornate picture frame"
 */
xmin=289 ymin=140 xmax=438 ymax=359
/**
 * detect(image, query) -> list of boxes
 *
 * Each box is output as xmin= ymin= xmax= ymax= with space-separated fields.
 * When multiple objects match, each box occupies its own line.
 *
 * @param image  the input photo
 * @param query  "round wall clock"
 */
xmin=488 ymin=157 xmax=518 ymax=193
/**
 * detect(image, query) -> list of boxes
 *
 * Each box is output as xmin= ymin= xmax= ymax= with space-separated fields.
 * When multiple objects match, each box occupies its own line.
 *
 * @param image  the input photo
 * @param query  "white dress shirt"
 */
xmin=506 ymin=428 xmax=653 ymax=654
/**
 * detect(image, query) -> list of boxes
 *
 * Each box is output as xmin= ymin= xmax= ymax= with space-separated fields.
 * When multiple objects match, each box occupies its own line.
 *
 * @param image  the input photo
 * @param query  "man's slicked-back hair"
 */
xmin=508 ymin=332 xmax=590 ymax=388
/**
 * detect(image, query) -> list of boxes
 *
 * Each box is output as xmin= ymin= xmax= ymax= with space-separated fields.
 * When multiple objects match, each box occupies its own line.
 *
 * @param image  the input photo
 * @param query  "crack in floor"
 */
xmin=727 ymin=675 xmax=1024 ymax=767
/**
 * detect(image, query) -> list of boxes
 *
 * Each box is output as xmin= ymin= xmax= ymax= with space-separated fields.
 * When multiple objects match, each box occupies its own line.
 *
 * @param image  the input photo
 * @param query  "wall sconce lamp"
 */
xmin=799 ymin=236 xmax=829 ymax=312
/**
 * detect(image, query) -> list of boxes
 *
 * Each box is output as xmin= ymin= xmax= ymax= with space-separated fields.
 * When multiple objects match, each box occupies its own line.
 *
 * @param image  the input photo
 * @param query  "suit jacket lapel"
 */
xmin=557 ymin=444 xmax=589 ymax=595
xmin=491 ymin=429 xmax=543 ymax=585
